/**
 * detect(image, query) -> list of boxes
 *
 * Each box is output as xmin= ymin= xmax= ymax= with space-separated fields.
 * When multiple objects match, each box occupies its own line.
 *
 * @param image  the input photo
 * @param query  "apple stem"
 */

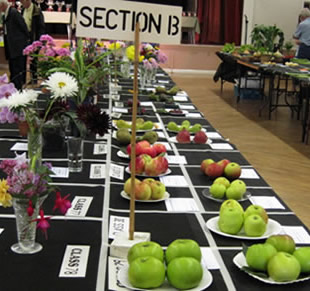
xmin=129 ymin=22 xmax=140 ymax=241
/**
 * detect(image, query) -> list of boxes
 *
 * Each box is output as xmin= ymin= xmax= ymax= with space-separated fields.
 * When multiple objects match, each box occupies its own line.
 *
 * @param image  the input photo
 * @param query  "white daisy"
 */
xmin=42 ymin=72 xmax=78 ymax=99
xmin=2 ymin=89 xmax=39 ymax=109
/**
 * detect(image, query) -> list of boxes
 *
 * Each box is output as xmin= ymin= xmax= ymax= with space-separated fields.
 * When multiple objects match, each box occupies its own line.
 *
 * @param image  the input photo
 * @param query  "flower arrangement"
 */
xmin=0 ymin=154 xmax=71 ymax=238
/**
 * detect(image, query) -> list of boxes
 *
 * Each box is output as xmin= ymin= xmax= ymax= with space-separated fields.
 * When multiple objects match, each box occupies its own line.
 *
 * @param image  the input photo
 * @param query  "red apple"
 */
xmin=200 ymin=159 xmax=214 ymax=172
xmin=129 ymin=154 xmax=151 ymax=174
xmin=176 ymin=129 xmax=191 ymax=143
xmin=135 ymin=181 xmax=152 ymax=200
xmin=217 ymin=159 xmax=230 ymax=171
xmin=153 ymin=143 xmax=167 ymax=155
xmin=127 ymin=140 xmax=151 ymax=156
xmin=224 ymin=162 xmax=241 ymax=179
xmin=205 ymin=162 xmax=224 ymax=179
xmin=142 ymin=146 xmax=157 ymax=158
xmin=144 ymin=156 xmax=169 ymax=176
xmin=193 ymin=131 xmax=207 ymax=144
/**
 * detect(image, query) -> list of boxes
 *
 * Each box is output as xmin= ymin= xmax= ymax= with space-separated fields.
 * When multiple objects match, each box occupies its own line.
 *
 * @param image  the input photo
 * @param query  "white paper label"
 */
xmin=156 ymin=73 xmax=165 ymax=77
xmin=165 ymin=198 xmax=199 ymax=212
xmin=210 ymin=143 xmax=233 ymax=150
xmin=173 ymin=96 xmax=188 ymax=102
xmin=93 ymin=143 xmax=108 ymax=155
xmin=111 ymin=94 xmax=120 ymax=101
xmin=186 ymin=113 xmax=201 ymax=118
xmin=90 ymin=164 xmax=106 ymax=179
xmin=140 ymin=102 xmax=153 ymax=107
xmin=160 ymin=175 xmax=188 ymax=187
xmin=176 ymin=91 xmax=188 ymax=96
xmin=111 ymin=112 xmax=122 ymax=119
xmin=59 ymin=245 xmax=90 ymax=277
xmin=250 ymin=196 xmax=284 ymax=209
xmin=166 ymin=155 xmax=187 ymax=164
xmin=282 ymin=226 xmax=310 ymax=244
xmin=10 ymin=143 xmax=28 ymax=151
xmin=114 ymin=102 xmax=124 ymax=107
xmin=158 ymin=80 xmax=169 ymax=84
xmin=179 ymin=105 xmax=195 ymax=110
xmin=66 ymin=196 xmax=93 ymax=217
xmin=109 ymin=215 xmax=129 ymax=239
xmin=240 ymin=168 xmax=260 ymax=179
xmin=50 ymin=167 xmax=69 ymax=178
xmin=113 ymin=107 xmax=128 ymax=113
xmin=108 ymin=257 xmax=127 ymax=290
xmin=206 ymin=132 xmax=222 ymax=139
xmin=110 ymin=164 xmax=124 ymax=180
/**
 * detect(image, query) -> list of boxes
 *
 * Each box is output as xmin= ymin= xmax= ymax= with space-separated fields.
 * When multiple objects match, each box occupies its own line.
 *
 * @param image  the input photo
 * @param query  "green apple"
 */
xmin=124 ymin=177 xmax=141 ymax=195
xmin=213 ymin=177 xmax=230 ymax=189
xmin=143 ymin=178 xmax=166 ymax=200
xmin=220 ymin=199 xmax=244 ymax=215
xmin=267 ymin=252 xmax=301 ymax=282
xmin=210 ymin=183 xmax=226 ymax=199
xmin=165 ymin=239 xmax=201 ymax=264
xmin=293 ymin=247 xmax=310 ymax=273
xmin=244 ymin=205 xmax=268 ymax=224
xmin=246 ymin=243 xmax=277 ymax=271
xmin=224 ymin=162 xmax=241 ymax=179
xmin=200 ymin=159 xmax=215 ymax=173
xmin=225 ymin=185 xmax=243 ymax=200
xmin=244 ymin=214 xmax=266 ymax=237
xmin=230 ymin=179 xmax=246 ymax=194
xmin=266 ymin=235 xmax=296 ymax=254
xmin=127 ymin=241 xmax=164 ymax=264
xmin=128 ymin=256 xmax=166 ymax=288
xmin=135 ymin=181 xmax=152 ymax=200
xmin=167 ymin=257 xmax=203 ymax=290
xmin=218 ymin=207 xmax=244 ymax=235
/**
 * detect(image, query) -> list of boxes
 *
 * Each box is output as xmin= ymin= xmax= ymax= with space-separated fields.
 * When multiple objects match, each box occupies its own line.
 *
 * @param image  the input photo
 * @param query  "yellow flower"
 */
xmin=96 ymin=41 xmax=104 ymax=47
xmin=0 ymin=179 xmax=12 ymax=208
xmin=126 ymin=46 xmax=144 ymax=62
xmin=0 ymin=179 xmax=9 ymax=192
xmin=61 ymin=42 xmax=70 ymax=48
xmin=108 ymin=42 xmax=121 ymax=50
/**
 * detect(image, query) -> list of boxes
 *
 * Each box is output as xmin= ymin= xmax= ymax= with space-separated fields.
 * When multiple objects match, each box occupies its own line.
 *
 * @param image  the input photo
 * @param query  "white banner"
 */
xmin=76 ymin=0 xmax=182 ymax=44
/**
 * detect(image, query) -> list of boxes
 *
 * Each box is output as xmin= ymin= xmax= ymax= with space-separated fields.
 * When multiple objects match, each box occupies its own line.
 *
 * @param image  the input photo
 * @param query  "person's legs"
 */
xmin=9 ymin=56 xmax=27 ymax=90
xmin=297 ymin=43 xmax=310 ymax=59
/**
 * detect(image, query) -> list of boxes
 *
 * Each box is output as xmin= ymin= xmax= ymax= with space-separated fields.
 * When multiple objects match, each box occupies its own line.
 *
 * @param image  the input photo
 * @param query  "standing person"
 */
xmin=293 ymin=8 xmax=310 ymax=59
xmin=21 ymin=0 xmax=45 ymax=83
xmin=0 ymin=0 xmax=29 ymax=90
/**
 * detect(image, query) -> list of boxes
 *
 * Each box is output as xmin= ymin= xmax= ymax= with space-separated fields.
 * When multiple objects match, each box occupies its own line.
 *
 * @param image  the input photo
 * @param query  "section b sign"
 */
xmin=76 ymin=0 xmax=182 ymax=44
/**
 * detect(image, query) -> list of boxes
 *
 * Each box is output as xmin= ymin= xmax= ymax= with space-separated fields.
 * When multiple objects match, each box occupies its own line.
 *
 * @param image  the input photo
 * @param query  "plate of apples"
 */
xmin=206 ymin=200 xmax=282 ymax=240
xmin=169 ymin=130 xmax=212 ymax=144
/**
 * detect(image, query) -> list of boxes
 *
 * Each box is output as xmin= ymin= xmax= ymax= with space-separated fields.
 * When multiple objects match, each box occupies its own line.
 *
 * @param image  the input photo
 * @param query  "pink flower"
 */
xmin=55 ymin=47 xmax=71 ymax=57
xmin=0 ymin=73 xmax=8 ymax=84
xmin=156 ymin=50 xmax=168 ymax=64
xmin=53 ymin=192 xmax=71 ymax=214
xmin=33 ymin=209 xmax=51 ymax=239
xmin=39 ymin=34 xmax=55 ymax=46
xmin=45 ymin=48 xmax=56 ymax=57
xmin=27 ymin=200 xmax=34 ymax=216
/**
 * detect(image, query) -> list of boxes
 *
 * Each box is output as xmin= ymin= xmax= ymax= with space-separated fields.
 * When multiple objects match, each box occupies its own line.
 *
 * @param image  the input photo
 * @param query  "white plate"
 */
xmin=233 ymin=252 xmax=310 ymax=284
xmin=117 ymin=262 xmax=213 ymax=290
xmin=202 ymin=188 xmax=251 ymax=202
xmin=169 ymin=136 xmax=212 ymax=144
xmin=113 ymin=121 xmax=161 ymax=132
xmin=125 ymin=167 xmax=172 ymax=177
xmin=120 ymin=190 xmax=170 ymax=202
xmin=167 ymin=128 xmax=207 ymax=134
xmin=117 ymin=150 xmax=129 ymax=159
xmin=206 ymin=216 xmax=282 ymax=240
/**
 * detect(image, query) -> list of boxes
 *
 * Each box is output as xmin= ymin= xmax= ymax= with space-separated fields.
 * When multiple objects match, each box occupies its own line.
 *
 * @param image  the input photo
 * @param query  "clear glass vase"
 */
xmin=27 ymin=126 xmax=42 ymax=172
xmin=11 ymin=195 xmax=47 ymax=254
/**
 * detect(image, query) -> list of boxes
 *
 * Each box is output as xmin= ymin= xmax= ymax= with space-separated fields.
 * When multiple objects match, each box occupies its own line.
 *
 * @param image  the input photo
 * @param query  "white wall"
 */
xmin=241 ymin=0 xmax=304 ymax=47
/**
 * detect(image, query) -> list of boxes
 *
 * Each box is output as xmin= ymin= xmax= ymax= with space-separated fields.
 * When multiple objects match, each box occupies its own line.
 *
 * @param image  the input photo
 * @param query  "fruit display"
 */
xmin=167 ymin=120 xmax=203 ymax=133
xmin=218 ymin=200 xmax=269 ymax=237
xmin=129 ymin=154 xmax=169 ymax=176
xmin=126 ymin=239 xmax=204 ymax=289
xmin=239 ymin=235 xmax=310 ymax=283
xmin=116 ymin=128 xmax=132 ymax=145
xmin=127 ymin=140 xmax=166 ymax=157
xmin=136 ymin=131 xmax=158 ymax=144
xmin=123 ymin=177 xmax=166 ymax=200
xmin=115 ymin=118 xmax=156 ymax=131
xmin=201 ymin=158 xmax=241 ymax=180
xmin=209 ymin=178 xmax=247 ymax=200
xmin=175 ymin=129 xmax=208 ymax=144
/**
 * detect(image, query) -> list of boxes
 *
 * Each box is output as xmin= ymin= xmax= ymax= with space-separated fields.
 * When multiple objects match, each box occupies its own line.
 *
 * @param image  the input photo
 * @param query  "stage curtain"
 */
xmin=197 ymin=0 xmax=243 ymax=45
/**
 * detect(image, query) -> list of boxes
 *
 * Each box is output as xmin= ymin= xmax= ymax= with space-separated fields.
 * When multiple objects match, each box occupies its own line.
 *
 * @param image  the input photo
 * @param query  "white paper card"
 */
xmin=66 ymin=196 xmax=93 ymax=217
xmin=59 ymin=245 xmax=90 ymax=277
xmin=111 ymin=112 xmax=122 ymax=119
xmin=145 ymin=88 xmax=155 ymax=92
xmin=156 ymin=131 xmax=166 ymax=138
xmin=93 ymin=143 xmax=108 ymax=155
xmin=90 ymin=164 xmax=106 ymax=179
xmin=166 ymin=155 xmax=187 ymax=164
xmin=109 ymin=215 xmax=129 ymax=239
xmin=113 ymin=107 xmax=128 ymax=113
xmin=201 ymin=248 xmax=220 ymax=270
xmin=108 ymin=257 xmax=127 ymax=291
xmin=173 ymin=96 xmax=188 ymax=102
xmin=111 ymin=95 xmax=120 ymax=101
xmin=186 ymin=113 xmax=201 ymax=118
xmin=155 ymin=141 xmax=172 ymax=150
xmin=165 ymin=198 xmax=199 ymax=212
xmin=206 ymin=132 xmax=222 ymax=139
xmin=50 ymin=167 xmax=69 ymax=178
xmin=176 ymin=91 xmax=188 ymax=96
xmin=250 ymin=196 xmax=285 ymax=209
xmin=156 ymin=73 xmax=165 ymax=77
xmin=10 ymin=143 xmax=27 ymax=151
xmin=158 ymin=80 xmax=169 ymax=84
xmin=112 ymin=131 xmax=117 ymax=139
xmin=282 ymin=226 xmax=310 ymax=244
xmin=110 ymin=164 xmax=124 ymax=180
xmin=160 ymin=175 xmax=188 ymax=187
xmin=114 ymin=102 xmax=124 ymax=107
xmin=140 ymin=101 xmax=153 ymax=107
xmin=179 ymin=105 xmax=195 ymax=110
xmin=210 ymin=143 xmax=233 ymax=150
xmin=240 ymin=168 xmax=260 ymax=179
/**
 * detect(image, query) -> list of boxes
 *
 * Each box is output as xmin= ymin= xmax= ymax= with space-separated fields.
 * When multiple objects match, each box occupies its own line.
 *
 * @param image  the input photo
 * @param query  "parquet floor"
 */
xmin=169 ymin=73 xmax=310 ymax=228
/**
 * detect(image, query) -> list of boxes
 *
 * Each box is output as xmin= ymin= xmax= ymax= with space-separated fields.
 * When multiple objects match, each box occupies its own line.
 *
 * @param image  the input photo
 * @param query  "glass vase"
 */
xmin=11 ymin=195 xmax=47 ymax=254
xmin=27 ymin=127 xmax=42 ymax=172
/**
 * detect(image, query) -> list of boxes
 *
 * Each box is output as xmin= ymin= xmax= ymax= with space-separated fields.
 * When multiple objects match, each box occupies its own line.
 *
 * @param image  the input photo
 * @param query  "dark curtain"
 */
xmin=197 ymin=0 xmax=243 ymax=45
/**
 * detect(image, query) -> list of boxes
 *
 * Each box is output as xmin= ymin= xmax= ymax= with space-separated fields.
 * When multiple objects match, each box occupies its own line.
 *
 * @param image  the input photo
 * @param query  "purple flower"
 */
xmin=32 ymin=41 xmax=43 ymax=50
xmin=39 ymin=34 xmax=55 ymax=46
xmin=0 ymin=83 xmax=17 ymax=99
xmin=142 ymin=59 xmax=153 ymax=70
xmin=156 ymin=50 xmax=168 ymax=64
xmin=45 ymin=48 xmax=56 ymax=57
xmin=149 ymin=58 xmax=159 ymax=68
xmin=55 ymin=47 xmax=71 ymax=57
xmin=0 ymin=74 xmax=8 ymax=84
xmin=23 ymin=44 xmax=35 ymax=55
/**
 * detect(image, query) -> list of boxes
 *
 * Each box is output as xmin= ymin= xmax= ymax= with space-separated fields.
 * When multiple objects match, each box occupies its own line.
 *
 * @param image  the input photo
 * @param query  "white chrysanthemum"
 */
xmin=2 ymin=89 xmax=39 ymax=109
xmin=42 ymin=72 xmax=78 ymax=98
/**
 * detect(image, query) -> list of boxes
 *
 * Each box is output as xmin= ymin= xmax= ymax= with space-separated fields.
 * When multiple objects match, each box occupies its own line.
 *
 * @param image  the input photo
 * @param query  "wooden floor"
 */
xmin=169 ymin=73 xmax=310 ymax=228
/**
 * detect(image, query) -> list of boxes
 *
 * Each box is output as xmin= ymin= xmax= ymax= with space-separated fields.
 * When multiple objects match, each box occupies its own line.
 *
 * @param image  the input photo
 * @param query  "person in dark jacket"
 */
xmin=21 ymin=0 xmax=45 ymax=83
xmin=0 ymin=0 xmax=29 ymax=90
